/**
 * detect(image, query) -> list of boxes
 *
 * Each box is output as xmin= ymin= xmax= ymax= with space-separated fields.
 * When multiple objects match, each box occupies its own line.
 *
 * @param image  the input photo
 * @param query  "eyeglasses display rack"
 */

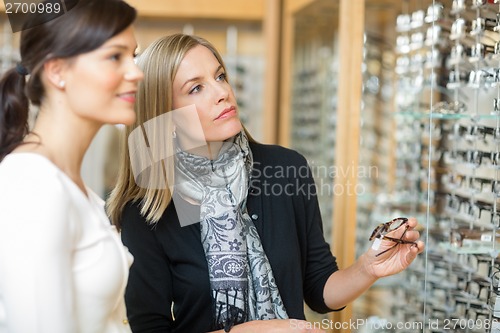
xmin=368 ymin=1 xmax=500 ymax=332
xmin=284 ymin=0 xmax=500 ymax=332
xmin=290 ymin=31 xmax=339 ymax=238
xmin=391 ymin=1 xmax=500 ymax=332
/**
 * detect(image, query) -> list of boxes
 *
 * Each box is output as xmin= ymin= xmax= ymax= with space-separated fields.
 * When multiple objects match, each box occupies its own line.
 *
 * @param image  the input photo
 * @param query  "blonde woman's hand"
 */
xmin=364 ymin=216 xmax=424 ymax=278
xmin=213 ymin=319 xmax=326 ymax=333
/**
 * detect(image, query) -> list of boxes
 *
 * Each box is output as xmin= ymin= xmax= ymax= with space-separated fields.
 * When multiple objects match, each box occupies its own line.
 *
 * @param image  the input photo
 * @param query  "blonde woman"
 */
xmin=107 ymin=33 xmax=424 ymax=333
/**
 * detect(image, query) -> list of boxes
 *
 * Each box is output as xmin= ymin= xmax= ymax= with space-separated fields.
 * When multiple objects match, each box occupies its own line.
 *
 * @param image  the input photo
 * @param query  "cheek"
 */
xmin=66 ymin=71 xmax=123 ymax=118
xmin=197 ymin=111 xmax=215 ymax=138
xmin=188 ymin=104 xmax=211 ymax=127
xmin=96 ymin=73 xmax=122 ymax=92
xmin=76 ymin=68 xmax=121 ymax=97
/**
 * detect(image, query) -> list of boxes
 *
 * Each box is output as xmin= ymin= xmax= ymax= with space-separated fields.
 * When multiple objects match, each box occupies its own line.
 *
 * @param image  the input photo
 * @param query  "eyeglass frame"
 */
xmin=369 ymin=217 xmax=417 ymax=257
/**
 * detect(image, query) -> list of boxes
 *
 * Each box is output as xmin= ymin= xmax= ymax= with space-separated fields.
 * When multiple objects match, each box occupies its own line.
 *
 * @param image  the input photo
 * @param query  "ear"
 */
xmin=43 ymin=58 xmax=69 ymax=90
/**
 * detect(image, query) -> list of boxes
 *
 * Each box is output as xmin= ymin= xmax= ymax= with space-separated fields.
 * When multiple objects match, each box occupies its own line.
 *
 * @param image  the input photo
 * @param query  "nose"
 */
xmin=125 ymin=61 xmax=144 ymax=82
xmin=214 ymin=82 xmax=230 ymax=104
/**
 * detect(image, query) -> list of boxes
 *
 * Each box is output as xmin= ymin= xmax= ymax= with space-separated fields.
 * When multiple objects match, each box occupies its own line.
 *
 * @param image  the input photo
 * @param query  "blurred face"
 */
xmin=172 ymin=45 xmax=242 ymax=145
xmin=62 ymin=25 xmax=143 ymax=126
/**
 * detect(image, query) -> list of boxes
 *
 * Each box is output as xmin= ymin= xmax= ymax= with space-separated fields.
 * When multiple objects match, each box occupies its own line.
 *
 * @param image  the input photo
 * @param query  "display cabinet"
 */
xmin=282 ymin=0 xmax=500 ymax=332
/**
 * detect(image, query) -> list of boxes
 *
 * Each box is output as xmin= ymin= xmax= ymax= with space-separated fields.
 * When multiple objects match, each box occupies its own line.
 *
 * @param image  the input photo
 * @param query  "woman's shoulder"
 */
xmin=0 ymin=153 xmax=78 ymax=230
xmin=0 ymin=153 xmax=70 ymax=197
xmin=250 ymin=142 xmax=308 ymax=167
xmin=0 ymin=153 xmax=58 ymax=179
xmin=122 ymin=199 xmax=143 ymax=217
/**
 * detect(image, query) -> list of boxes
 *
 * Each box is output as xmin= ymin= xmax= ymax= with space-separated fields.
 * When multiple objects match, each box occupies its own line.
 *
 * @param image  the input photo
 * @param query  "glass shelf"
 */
xmin=395 ymin=111 xmax=500 ymax=120
xmin=439 ymin=241 xmax=500 ymax=256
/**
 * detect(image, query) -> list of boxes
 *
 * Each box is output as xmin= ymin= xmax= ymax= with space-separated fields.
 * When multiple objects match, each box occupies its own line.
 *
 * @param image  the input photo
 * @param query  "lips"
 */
xmin=118 ymin=91 xmax=136 ymax=103
xmin=215 ymin=106 xmax=236 ymax=120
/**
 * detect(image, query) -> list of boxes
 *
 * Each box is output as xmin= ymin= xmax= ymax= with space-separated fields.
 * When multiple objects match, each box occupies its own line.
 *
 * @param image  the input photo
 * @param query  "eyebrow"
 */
xmin=181 ymin=65 xmax=223 ymax=90
xmin=102 ymin=44 xmax=138 ymax=51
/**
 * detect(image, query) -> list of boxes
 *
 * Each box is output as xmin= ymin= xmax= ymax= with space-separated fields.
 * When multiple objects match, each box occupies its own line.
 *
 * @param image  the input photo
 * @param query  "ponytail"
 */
xmin=0 ymin=67 xmax=30 ymax=162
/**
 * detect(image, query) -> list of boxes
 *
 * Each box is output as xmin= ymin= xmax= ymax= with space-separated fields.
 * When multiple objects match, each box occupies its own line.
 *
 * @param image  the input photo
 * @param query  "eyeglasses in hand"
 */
xmin=369 ymin=217 xmax=417 ymax=257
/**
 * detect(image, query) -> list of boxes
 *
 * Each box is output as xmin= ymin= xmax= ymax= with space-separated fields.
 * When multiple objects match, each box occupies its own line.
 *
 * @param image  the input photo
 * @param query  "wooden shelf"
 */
xmin=127 ymin=0 xmax=265 ymax=21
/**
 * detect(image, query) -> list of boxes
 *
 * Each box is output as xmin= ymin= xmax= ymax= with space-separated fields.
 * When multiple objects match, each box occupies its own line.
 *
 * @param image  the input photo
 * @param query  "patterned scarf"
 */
xmin=174 ymin=132 xmax=288 ymax=330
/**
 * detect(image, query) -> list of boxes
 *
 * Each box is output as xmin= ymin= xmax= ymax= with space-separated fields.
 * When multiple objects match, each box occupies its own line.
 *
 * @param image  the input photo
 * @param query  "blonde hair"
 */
xmin=107 ymin=33 xmax=254 ymax=228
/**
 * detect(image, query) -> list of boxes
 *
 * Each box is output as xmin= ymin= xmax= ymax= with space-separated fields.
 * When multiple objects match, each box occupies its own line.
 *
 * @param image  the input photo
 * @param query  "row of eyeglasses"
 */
xmin=391 ymin=1 xmax=500 ymax=332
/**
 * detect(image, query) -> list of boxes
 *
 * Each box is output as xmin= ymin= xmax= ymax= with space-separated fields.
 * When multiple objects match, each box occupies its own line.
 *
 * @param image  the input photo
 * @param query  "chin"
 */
xmin=114 ymin=110 xmax=136 ymax=126
xmin=225 ymin=123 xmax=242 ymax=139
xmin=206 ymin=121 xmax=242 ymax=142
xmin=208 ymin=130 xmax=241 ymax=142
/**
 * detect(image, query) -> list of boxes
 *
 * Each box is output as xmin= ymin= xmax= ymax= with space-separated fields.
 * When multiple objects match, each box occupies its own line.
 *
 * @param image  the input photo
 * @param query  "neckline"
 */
xmin=4 ymin=152 xmax=91 ymax=201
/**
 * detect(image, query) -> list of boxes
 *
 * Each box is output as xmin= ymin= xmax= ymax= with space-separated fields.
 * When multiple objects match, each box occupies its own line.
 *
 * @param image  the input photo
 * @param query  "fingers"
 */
xmin=289 ymin=320 xmax=326 ymax=333
xmin=413 ymin=240 xmax=425 ymax=254
xmin=401 ymin=217 xmax=421 ymax=242
xmin=407 ymin=217 xmax=418 ymax=228
xmin=370 ymin=217 xmax=425 ymax=259
xmin=405 ymin=240 xmax=425 ymax=263
xmin=403 ymin=218 xmax=426 ymax=245
xmin=402 ymin=229 xmax=420 ymax=242
xmin=307 ymin=328 xmax=326 ymax=333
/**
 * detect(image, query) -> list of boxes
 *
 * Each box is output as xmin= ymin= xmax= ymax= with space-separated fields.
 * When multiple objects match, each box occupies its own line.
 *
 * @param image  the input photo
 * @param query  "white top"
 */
xmin=0 ymin=153 xmax=133 ymax=333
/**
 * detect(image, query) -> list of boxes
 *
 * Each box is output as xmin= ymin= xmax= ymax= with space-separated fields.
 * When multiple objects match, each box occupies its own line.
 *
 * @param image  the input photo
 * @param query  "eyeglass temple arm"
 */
xmin=374 ymin=224 xmax=417 ymax=257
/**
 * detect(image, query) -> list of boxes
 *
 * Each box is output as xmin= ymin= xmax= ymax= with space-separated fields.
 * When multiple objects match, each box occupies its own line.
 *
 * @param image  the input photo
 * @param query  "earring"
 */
xmin=59 ymin=80 xmax=65 ymax=88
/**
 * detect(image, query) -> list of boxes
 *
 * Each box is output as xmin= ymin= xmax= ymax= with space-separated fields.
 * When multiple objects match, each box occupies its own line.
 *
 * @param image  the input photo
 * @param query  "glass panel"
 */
xmin=290 ymin=0 xmax=339 ymax=242
xmin=357 ymin=1 xmax=500 ymax=332
xmin=288 ymin=0 xmax=339 ymax=324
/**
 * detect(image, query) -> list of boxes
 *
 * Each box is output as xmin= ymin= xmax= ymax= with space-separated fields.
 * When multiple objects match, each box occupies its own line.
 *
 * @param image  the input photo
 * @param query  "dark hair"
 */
xmin=0 ymin=0 xmax=137 ymax=161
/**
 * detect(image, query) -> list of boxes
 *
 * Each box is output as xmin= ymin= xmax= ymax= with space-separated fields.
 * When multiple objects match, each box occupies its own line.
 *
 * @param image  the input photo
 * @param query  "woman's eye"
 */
xmin=216 ymin=73 xmax=226 ymax=81
xmin=189 ymin=85 xmax=201 ymax=94
xmin=110 ymin=53 xmax=121 ymax=61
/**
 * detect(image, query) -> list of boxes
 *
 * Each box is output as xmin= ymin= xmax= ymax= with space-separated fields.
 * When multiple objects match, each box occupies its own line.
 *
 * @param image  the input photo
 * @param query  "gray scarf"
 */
xmin=174 ymin=132 xmax=288 ymax=330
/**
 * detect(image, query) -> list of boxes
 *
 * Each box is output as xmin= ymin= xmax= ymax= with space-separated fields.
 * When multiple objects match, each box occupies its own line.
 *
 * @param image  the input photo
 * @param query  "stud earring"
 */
xmin=59 ymin=80 xmax=65 ymax=88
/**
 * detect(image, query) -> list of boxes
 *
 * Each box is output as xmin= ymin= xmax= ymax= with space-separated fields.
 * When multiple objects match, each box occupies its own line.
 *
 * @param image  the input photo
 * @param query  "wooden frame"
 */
xmin=280 ymin=1 xmax=365 ymax=332
xmin=330 ymin=0 xmax=364 ymax=332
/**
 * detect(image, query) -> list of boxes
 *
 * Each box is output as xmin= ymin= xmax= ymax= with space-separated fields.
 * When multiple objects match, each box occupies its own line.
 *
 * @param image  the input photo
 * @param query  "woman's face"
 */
xmin=62 ymin=25 xmax=143 ymax=126
xmin=171 ymin=44 xmax=242 ymax=144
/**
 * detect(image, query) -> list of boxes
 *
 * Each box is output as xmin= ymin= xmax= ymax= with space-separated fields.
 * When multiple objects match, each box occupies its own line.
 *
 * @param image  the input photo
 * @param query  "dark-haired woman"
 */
xmin=0 ymin=1 xmax=143 ymax=332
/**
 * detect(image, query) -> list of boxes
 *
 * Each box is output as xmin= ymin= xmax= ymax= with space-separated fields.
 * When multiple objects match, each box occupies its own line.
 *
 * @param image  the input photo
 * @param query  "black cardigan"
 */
xmin=120 ymin=142 xmax=340 ymax=333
